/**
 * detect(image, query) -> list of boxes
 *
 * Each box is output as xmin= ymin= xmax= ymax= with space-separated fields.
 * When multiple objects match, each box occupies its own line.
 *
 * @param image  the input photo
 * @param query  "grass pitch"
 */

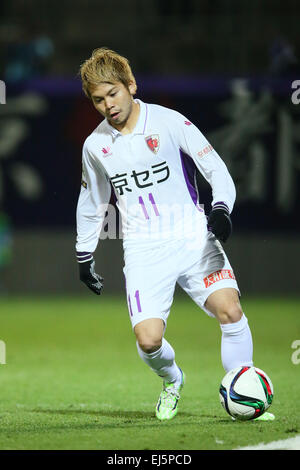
xmin=0 ymin=294 xmax=299 ymax=450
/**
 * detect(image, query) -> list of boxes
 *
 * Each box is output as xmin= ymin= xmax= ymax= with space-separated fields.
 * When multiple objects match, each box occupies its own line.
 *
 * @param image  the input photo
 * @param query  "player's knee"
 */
xmin=134 ymin=319 xmax=164 ymax=353
xmin=137 ymin=335 xmax=162 ymax=354
xmin=216 ymin=301 xmax=243 ymax=324
xmin=135 ymin=329 xmax=163 ymax=353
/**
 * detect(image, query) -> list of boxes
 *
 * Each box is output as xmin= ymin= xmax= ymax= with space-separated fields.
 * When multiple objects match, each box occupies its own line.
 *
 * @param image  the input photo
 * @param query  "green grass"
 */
xmin=0 ymin=294 xmax=299 ymax=450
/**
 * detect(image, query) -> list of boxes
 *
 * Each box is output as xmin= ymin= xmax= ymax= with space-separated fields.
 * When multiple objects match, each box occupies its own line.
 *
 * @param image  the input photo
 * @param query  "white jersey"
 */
xmin=76 ymin=99 xmax=236 ymax=260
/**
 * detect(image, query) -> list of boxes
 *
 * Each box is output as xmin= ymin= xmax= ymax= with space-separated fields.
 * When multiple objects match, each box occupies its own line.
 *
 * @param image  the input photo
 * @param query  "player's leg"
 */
xmin=178 ymin=233 xmax=274 ymax=420
xmin=123 ymin=244 xmax=185 ymax=420
xmin=133 ymin=319 xmax=185 ymax=421
xmin=204 ymin=287 xmax=253 ymax=372
xmin=134 ymin=318 xmax=182 ymax=384
xmin=177 ymin=232 xmax=253 ymax=373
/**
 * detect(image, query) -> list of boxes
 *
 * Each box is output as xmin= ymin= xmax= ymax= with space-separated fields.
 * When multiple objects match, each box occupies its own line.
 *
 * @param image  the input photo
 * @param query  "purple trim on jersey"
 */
xmin=76 ymin=251 xmax=93 ymax=263
xmin=179 ymin=150 xmax=202 ymax=211
xmin=212 ymin=201 xmax=230 ymax=213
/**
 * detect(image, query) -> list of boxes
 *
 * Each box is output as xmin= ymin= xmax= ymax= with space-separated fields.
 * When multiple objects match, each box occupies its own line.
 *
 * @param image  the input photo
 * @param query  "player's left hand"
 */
xmin=208 ymin=207 xmax=232 ymax=242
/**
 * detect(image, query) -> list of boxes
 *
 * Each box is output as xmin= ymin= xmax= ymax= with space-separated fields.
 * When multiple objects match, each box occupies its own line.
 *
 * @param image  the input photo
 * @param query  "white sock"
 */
xmin=136 ymin=337 xmax=182 ymax=385
xmin=220 ymin=314 xmax=253 ymax=372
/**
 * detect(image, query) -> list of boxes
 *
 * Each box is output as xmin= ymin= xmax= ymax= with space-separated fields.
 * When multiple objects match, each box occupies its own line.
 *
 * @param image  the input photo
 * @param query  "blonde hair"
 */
xmin=79 ymin=47 xmax=137 ymax=99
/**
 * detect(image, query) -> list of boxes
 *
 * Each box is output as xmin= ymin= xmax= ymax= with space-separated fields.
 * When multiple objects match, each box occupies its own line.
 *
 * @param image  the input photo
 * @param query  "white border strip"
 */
xmin=236 ymin=435 xmax=300 ymax=450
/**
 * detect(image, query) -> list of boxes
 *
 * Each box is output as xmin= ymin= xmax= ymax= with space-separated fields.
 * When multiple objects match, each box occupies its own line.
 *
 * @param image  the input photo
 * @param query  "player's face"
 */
xmin=90 ymin=81 xmax=136 ymax=129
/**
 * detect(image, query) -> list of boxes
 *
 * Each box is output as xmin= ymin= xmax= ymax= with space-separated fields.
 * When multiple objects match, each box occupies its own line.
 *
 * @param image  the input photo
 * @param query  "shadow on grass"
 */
xmin=30 ymin=408 xmax=197 ymax=420
xmin=29 ymin=408 xmax=235 ymax=425
xmin=0 ymin=408 xmax=234 ymax=438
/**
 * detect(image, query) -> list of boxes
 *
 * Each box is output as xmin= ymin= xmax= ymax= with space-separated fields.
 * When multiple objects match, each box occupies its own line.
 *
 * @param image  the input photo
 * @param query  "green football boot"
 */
xmin=232 ymin=411 xmax=275 ymax=422
xmin=254 ymin=411 xmax=275 ymax=421
xmin=155 ymin=369 xmax=185 ymax=421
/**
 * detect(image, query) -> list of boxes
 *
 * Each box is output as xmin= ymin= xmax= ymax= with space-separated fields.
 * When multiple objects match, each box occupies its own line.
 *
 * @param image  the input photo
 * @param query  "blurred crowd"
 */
xmin=0 ymin=0 xmax=300 ymax=80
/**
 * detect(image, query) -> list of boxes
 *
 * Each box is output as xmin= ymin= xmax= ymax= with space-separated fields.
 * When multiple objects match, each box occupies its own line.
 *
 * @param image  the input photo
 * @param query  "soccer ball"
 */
xmin=219 ymin=366 xmax=274 ymax=421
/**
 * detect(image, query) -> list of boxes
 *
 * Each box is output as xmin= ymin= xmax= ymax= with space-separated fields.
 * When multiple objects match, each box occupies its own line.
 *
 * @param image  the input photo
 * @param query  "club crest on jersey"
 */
xmin=145 ymin=135 xmax=160 ymax=154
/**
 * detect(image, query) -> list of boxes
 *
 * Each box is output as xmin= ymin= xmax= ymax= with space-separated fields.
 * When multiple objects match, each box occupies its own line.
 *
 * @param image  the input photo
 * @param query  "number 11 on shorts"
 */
xmin=135 ymin=290 xmax=142 ymax=312
xmin=128 ymin=290 xmax=142 ymax=316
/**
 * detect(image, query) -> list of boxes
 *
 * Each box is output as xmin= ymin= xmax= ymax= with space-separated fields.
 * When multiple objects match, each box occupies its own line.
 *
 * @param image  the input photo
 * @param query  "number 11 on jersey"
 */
xmin=138 ymin=192 xmax=159 ymax=219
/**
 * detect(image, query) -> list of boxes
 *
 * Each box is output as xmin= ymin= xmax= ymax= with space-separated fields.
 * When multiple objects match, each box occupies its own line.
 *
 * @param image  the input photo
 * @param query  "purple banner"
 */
xmin=1 ymin=76 xmax=299 ymax=232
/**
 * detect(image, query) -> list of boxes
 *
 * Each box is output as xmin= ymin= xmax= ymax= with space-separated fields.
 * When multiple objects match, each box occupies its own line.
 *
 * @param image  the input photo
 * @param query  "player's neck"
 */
xmin=114 ymin=100 xmax=140 ymax=135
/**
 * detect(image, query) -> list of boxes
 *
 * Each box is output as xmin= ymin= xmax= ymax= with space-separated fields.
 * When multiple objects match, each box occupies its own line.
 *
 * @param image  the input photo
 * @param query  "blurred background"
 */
xmin=0 ymin=0 xmax=299 ymax=297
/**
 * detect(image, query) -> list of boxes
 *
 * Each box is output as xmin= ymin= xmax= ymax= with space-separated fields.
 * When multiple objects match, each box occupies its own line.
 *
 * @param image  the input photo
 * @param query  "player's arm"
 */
xmin=76 ymin=143 xmax=111 ymax=294
xmin=175 ymin=114 xmax=235 ymax=242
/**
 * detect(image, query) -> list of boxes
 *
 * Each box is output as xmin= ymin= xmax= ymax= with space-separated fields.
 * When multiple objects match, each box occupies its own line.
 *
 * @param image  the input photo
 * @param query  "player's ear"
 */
xmin=128 ymin=80 xmax=137 ymax=96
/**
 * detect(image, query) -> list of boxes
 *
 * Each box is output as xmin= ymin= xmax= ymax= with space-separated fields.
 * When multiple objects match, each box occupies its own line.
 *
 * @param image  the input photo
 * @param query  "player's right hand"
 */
xmin=207 ymin=207 xmax=232 ymax=243
xmin=79 ymin=259 xmax=104 ymax=295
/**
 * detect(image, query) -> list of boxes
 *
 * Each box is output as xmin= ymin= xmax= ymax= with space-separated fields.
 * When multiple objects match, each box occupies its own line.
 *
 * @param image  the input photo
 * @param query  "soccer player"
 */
xmin=75 ymin=48 xmax=274 ymax=421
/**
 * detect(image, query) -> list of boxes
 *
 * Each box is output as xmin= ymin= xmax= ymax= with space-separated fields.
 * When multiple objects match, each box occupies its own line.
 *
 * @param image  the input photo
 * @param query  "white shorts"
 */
xmin=123 ymin=231 xmax=240 ymax=329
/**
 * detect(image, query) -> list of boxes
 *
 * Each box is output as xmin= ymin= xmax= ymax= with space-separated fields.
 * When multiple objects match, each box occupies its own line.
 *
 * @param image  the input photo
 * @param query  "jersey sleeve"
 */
xmin=173 ymin=112 xmax=236 ymax=213
xmin=75 ymin=142 xmax=111 ymax=261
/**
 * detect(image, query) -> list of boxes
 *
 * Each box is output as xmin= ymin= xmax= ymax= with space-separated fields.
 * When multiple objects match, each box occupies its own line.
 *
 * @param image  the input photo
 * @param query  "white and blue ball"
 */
xmin=219 ymin=366 xmax=274 ymax=421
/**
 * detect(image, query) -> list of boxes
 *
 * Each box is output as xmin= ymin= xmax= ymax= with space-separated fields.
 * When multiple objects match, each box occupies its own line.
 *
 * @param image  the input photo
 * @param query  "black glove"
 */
xmin=208 ymin=205 xmax=232 ymax=242
xmin=79 ymin=259 xmax=104 ymax=295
